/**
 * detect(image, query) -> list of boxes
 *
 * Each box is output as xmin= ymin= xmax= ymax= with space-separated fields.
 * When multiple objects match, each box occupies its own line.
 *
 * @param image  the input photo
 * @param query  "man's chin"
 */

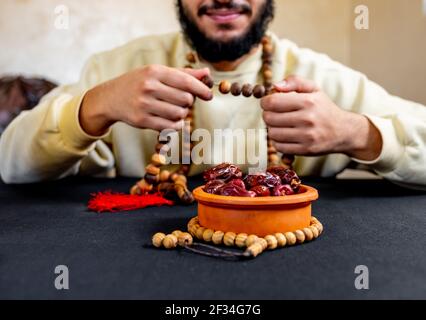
xmin=203 ymin=29 xmax=247 ymax=43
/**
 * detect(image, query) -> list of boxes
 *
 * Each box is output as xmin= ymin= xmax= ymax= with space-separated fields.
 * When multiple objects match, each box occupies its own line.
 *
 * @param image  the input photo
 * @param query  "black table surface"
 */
xmin=0 ymin=176 xmax=425 ymax=300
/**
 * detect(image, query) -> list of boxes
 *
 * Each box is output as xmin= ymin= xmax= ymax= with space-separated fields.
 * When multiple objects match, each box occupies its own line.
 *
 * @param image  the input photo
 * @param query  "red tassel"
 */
xmin=88 ymin=191 xmax=174 ymax=213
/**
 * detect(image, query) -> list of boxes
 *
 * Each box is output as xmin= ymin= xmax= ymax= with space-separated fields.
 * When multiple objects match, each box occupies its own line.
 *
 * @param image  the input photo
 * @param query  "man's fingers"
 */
xmin=146 ymin=100 xmax=189 ymax=122
xmin=153 ymin=83 xmax=195 ymax=107
xmin=143 ymin=115 xmax=183 ymax=132
xmin=261 ymin=92 xmax=307 ymax=112
xmin=268 ymin=127 xmax=302 ymax=143
xmin=274 ymin=75 xmax=319 ymax=93
xmin=263 ymin=111 xmax=306 ymax=128
xmin=159 ymin=67 xmax=213 ymax=101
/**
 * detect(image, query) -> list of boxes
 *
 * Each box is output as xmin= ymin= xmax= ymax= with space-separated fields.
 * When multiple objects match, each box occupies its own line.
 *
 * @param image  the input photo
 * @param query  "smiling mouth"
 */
xmin=205 ymin=9 xmax=245 ymax=23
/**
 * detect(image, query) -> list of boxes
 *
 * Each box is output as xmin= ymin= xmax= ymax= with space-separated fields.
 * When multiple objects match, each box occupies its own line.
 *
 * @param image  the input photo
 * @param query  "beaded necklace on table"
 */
xmin=131 ymin=36 xmax=295 ymax=204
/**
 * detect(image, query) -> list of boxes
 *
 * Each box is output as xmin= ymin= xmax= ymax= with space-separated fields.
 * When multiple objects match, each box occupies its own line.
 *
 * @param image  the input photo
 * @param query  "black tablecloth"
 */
xmin=0 ymin=176 xmax=425 ymax=300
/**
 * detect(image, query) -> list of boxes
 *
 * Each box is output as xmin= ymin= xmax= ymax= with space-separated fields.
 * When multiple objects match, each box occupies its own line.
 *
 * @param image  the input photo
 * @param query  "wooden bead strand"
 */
xmin=135 ymin=35 xmax=296 ymax=201
xmin=214 ymin=36 xmax=295 ymax=170
xmin=219 ymin=80 xmax=267 ymax=100
xmin=245 ymin=242 xmax=265 ymax=258
xmin=264 ymin=235 xmax=278 ymax=250
xmin=235 ymin=233 xmax=248 ymax=248
xmin=245 ymin=235 xmax=259 ymax=247
xmin=303 ymin=227 xmax=314 ymax=241
xmin=219 ymin=80 xmax=232 ymax=94
xmin=201 ymin=75 xmax=214 ymax=89
xmin=131 ymin=152 xmax=167 ymax=195
xmin=284 ymin=232 xmax=297 ymax=246
xmin=152 ymin=231 xmax=194 ymax=249
xmin=177 ymin=216 xmax=324 ymax=259
xmin=230 ymin=83 xmax=242 ymax=96
xmin=275 ymin=233 xmax=287 ymax=247
xmin=253 ymin=84 xmax=266 ymax=99
xmin=163 ymin=234 xmax=178 ymax=249
xmin=212 ymin=231 xmax=225 ymax=245
xmin=152 ymin=233 xmax=166 ymax=248
xmin=242 ymin=84 xmax=254 ymax=97
xmin=202 ymin=229 xmax=215 ymax=242
xmin=172 ymin=173 xmax=194 ymax=204
xmin=186 ymin=52 xmax=197 ymax=64
xmin=178 ymin=232 xmax=194 ymax=247
xmin=224 ymin=232 xmax=237 ymax=247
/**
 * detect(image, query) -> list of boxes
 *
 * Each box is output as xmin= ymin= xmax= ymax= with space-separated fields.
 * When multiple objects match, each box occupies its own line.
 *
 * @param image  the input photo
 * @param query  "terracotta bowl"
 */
xmin=193 ymin=185 xmax=319 ymax=237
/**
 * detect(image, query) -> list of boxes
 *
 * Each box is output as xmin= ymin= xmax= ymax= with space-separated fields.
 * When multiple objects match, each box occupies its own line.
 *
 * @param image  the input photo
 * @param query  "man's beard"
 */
xmin=176 ymin=0 xmax=275 ymax=63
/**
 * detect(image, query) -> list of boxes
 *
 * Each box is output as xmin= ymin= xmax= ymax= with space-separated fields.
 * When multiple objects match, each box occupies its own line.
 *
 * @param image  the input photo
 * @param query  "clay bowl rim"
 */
xmin=193 ymin=185 xmax=319 ymax=206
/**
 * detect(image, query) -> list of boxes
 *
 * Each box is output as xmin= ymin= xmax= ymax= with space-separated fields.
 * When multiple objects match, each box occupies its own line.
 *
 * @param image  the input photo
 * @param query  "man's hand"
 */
xmin=261 ymin=76 xmax=383 ymax=161
xmin=79 ymin=65 xmax=213 ymax=136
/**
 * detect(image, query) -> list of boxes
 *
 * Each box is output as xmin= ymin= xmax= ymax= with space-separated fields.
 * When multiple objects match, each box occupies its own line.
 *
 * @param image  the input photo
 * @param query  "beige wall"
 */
xmin=351 ymin=0 xmax=426 ymax=104
xmin=272 ymin=0 xmax=351 ymax=65
xmin=0 ymin=0 xmax=425 ymax=105
xmin=0 ymin=0 xmax=180 ymax=83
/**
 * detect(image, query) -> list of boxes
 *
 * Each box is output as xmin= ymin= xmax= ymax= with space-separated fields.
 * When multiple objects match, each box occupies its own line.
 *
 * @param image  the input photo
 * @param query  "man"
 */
xmin=1 ymin=0 xmax=425 ymax=188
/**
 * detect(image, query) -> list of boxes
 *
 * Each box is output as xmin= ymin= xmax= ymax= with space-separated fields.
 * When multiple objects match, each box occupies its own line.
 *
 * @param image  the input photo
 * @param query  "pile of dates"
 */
xmin=203 ymin=163 xmax=302 ymax=197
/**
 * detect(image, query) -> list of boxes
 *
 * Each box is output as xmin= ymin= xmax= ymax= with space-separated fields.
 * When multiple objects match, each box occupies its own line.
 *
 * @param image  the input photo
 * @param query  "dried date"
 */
xmin=204 ymin=180 xmax=226 ymax=195
xmin=245 ymin=172 xmax=281 ymax=189
xmin=250 ymin=185 xmax=271 ymax=197
xmin=219 ymin=182 xmax=256 ymax=198
xmin=228 ymin=179 xmax=246 ymax=190
xmin=272 ymin=185 xmax=295 ymax=196
xmin=202 ymin=163 xmax=303 ymax=198
xmin=203 ymin=163 xmax=243 ymax=183
xmin=267 ymin=167 xmax=301 ymax=191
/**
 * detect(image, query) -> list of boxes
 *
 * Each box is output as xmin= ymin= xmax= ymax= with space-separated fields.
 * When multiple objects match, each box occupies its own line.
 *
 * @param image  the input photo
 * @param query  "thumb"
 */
xmin=274 ymin=75 xmax=319 ymax=93
xmin=181 ymin=67 xmax=211 ymax=80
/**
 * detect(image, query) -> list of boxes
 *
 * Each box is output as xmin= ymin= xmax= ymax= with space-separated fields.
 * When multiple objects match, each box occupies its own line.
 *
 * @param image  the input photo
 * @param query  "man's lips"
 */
xmin=205 ymin=9 xmax=244 ymax=23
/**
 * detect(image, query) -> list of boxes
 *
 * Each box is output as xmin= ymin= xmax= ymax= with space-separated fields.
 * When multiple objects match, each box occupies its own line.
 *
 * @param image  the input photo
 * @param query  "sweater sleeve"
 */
xmin=0 ymin=55 xmax=115 ymax=183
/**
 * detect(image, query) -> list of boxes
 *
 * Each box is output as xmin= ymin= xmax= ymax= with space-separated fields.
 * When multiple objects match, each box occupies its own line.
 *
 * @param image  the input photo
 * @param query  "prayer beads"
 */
xmin=151 ymin=216 xmax=324 ymax=259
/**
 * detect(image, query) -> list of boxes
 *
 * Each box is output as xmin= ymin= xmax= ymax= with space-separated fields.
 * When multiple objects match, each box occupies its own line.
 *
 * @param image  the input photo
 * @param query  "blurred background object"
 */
xmin=0 ymin=77 xmax=57 ymax=135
